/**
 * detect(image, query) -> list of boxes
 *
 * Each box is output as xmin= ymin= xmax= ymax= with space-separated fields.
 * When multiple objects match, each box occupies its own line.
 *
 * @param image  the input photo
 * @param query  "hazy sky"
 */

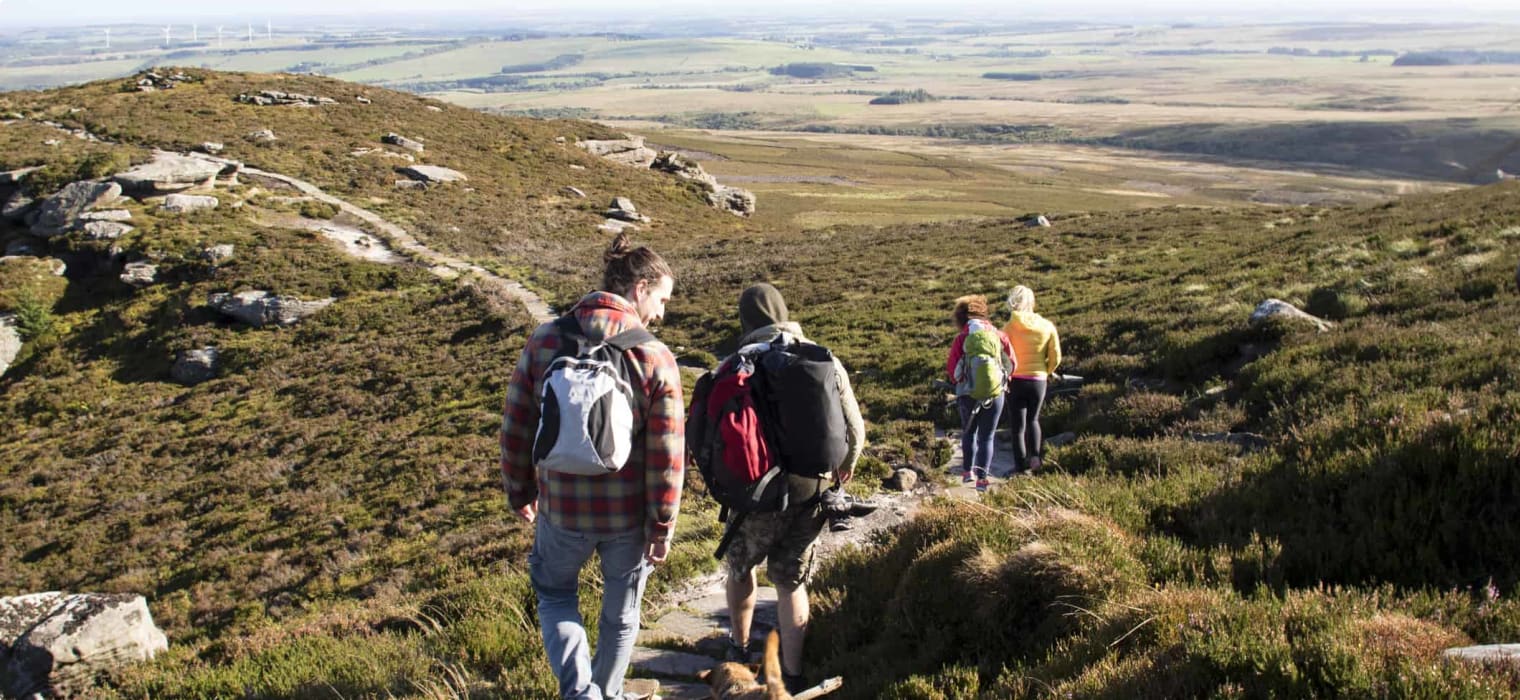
xmin=2 ymin=0 xmax=1518 ymax=26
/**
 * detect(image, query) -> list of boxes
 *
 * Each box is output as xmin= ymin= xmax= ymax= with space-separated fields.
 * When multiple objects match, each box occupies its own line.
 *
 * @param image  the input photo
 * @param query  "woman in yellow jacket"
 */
xmin=1001 ymin=286 xmax=1061 ymax=474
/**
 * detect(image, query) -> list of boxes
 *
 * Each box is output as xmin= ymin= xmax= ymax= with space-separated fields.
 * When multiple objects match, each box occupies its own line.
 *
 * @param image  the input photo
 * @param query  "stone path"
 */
xmin=624 ymin=426 xmax=1017 ymax=698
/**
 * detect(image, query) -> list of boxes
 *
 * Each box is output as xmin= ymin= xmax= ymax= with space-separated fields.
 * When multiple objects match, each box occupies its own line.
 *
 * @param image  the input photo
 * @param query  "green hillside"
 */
xmin=2 ymin=69 xmax=1520 ymax=698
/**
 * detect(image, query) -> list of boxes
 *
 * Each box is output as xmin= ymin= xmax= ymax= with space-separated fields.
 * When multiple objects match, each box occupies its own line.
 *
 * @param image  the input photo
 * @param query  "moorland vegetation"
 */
xmin=1 ymin=69 xmax=1518 ymax=698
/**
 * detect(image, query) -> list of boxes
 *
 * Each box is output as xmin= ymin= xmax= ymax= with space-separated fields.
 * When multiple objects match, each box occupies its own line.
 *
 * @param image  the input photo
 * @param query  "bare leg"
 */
xmin=726 ymin=567 xmax=757 ymax=647
xmin=775 ymin=583 xmax=809 ymax=677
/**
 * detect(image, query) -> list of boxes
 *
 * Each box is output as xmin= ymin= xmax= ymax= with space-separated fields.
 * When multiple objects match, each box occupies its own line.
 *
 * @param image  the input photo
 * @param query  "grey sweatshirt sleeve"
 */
xmin=833 ymin=356 xmax=866 ymax=473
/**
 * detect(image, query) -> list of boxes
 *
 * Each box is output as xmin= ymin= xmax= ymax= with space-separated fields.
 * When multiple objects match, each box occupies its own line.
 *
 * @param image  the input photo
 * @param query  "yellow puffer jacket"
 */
xmin=1002 ymin=311 xmax=1061 ymax=379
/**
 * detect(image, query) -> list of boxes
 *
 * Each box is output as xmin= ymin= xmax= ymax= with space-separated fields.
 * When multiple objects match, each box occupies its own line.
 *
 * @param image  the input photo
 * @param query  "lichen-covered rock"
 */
xmin=707 ymin=185 xmax=756 ymax=217
xmin=651 ymin=152 xmax=717 ymax=187
xmin=80 ymin=221 xmax=133 ymax=240
xmin=2 ymin=592 xmax=168 ymax=698
xmin=201 ymin=244 xmax=235 ymax=264
xmin=113 ymin=151 xmax=224 ymax=196
xmin=29 ymin=180 xmax=122 ymax=237
xmin=171 ymin=347 xmax=219 ymax=385
xmin=246 ymin=129 xmax=277 ymax=143
xmin=78 ymin=209 xmax=132 ymax=222
xmin=208 ymin=290 xmax=335 ymax=327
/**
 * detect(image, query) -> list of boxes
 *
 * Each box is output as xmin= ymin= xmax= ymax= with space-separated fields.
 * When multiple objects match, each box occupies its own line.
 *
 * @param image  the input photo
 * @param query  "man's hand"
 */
xmin=644 ymin=537 xmax=669 ymax=565
xmin=836 ymin=465 xmax=854 ymax=485
xmin=514 ymin=502 xmax=537 ymax=523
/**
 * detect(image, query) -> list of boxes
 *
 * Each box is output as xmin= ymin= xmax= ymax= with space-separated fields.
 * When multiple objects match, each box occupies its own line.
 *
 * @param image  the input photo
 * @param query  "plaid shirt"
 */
xmin=501 ymin=292 xmax=685 ymax=539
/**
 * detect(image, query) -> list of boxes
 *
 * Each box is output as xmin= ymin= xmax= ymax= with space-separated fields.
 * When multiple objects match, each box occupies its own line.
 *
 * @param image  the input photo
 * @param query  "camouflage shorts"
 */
xmin=723 ymin=501 xmax=827 ymax=591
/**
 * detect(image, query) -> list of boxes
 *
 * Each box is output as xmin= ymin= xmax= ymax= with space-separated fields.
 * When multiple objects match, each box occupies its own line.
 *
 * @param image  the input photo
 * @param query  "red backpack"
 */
xmin=686 ymin=353 xmax=789 ymax=518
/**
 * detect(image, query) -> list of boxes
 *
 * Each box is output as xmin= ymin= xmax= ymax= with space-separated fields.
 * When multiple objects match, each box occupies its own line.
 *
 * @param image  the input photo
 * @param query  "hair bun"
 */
xmin=604 ymin=231 xmax=632 ymax=263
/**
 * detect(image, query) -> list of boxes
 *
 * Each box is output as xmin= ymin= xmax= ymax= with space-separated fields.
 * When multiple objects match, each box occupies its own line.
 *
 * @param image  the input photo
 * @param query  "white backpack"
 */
xmin=532 ymin=316 xmax=654 ymax=476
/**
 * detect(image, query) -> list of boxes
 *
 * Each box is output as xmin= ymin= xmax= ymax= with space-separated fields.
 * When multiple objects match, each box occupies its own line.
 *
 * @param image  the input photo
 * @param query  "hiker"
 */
xmin=716 ymin=283 xmax=865 ymax=695
xmin=500 ymin=232 xmax=684 ymax=700
xmin=1001 ymin=285 xmax=1061 ymax=475
xmin=945 ymin=294 xmax=1014 ymax=491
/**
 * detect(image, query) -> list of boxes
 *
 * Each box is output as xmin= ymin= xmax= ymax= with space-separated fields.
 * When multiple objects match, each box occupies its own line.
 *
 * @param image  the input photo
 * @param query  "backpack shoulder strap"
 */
xmin=604 ymin=327 xmax=657 ymax=352
xmin=553 ymin=314 xmax=584 ymax=340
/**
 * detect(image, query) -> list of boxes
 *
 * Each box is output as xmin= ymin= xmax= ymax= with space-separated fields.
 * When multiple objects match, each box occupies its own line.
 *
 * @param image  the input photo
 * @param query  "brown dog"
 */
xmin=696 ymin=629 xmax=792 ymax=700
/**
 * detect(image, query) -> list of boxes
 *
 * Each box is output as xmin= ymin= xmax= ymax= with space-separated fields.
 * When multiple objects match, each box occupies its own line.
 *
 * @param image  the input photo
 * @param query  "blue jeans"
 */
xmin=958 ymin=394 xmax=1005 ymax=478
xmin=529 ymin=518 xmax=652 ymax=700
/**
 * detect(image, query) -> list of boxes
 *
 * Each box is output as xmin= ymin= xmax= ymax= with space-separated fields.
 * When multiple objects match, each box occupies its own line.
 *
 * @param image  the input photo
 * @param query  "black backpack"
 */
xmin=688 ymin=334 xmax=849 ymax=558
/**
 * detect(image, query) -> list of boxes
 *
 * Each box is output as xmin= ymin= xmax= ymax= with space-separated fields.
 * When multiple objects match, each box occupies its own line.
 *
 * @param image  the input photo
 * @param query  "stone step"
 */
xmin=623 ymin=675 xmax=712 ymax=699
xmin=640 ymin=586 xmax=778 ymax=649
xmin=629 ymin=646 xmax=719 ymax=680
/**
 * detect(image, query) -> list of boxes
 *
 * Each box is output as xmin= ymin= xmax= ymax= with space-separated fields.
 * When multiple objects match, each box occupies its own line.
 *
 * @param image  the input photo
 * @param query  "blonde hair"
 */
xmin=1007 ymin=285 xmax=1035 ymax=313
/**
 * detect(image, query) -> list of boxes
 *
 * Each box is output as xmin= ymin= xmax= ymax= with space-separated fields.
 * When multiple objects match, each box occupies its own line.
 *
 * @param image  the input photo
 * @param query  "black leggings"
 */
xmin=1006 ymin=378 xmax=1047 ymax=472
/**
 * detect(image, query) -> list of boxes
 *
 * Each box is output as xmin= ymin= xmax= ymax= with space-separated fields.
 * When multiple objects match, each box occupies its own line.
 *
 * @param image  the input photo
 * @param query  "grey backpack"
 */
xmin=532 ymin=316 xmax=654 ymax=476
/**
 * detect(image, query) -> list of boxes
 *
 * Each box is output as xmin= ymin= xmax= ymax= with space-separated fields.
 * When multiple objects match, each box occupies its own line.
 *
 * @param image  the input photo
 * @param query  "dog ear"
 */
xmin=747 ymin=663 xmax=760 ymax=675
xmin=696 ymin=668 xmax=710 ymax=681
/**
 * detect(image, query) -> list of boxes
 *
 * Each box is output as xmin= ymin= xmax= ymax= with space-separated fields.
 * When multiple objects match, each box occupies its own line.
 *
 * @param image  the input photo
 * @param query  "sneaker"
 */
xmin=975 ymin=477 xmax=990 ymax=492
xmin=1029 ymin=456 xmax=1043 ymax=473
xmin=724 ymin=637 xmax=749 ymax=662
xmin=962 ymin=471 xmax=974 ymax=484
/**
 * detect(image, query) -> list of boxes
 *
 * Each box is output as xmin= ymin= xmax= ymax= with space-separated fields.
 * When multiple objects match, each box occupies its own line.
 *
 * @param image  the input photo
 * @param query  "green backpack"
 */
xmin=961 ymin=328 xmax=1006 ymax=401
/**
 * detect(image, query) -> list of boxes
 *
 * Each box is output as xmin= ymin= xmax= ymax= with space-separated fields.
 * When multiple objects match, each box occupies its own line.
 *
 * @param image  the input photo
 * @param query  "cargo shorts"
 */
xmin=723 ymin=475 xmax=829 ymax=591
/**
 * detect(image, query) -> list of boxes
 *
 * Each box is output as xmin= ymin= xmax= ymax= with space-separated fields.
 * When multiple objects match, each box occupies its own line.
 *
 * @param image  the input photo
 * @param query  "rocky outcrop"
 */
xmin=198 ymin=142 xmax=224 ymax=155
xmin=237 ymin=90 xmax=337 ymax=107
xmin=1 ymin=592 xmax=168 ymax=698
xmin=577 ymin=135 xmax=658 ymax=168
xmin=113 ymin=151 xmax=225 ymax=196
xmin=209 ymin=290 xmax=335 ymax=327
xmin=651 ymin=152 xmax=756 ymax=217
xmin=382 ymin=132 xmax=425 ymax=153
xmin=0 ymin=314 xmax=19 ymax=377
xmin=1249 ymin=298 xmax=1333 ymax=332
xmin=171 ymin=347 xmax=219 ymax=386
xmin=29 ymin=181 xmax=122 ymax=237
xmin=246 ymin=129 xmax=277 ymax=143
xmin=651 ymin=152 xmax=717 ymax=187
xmin=160 ymin=194 xmax=219 ymax=214
xmin=707 ymin=185 xmax=756 ymax=217
xmin=131 ymin=70 xmax=194 ymax=92
xmin=598 ymin=219 xmax=640 ymax=234
xmin=888 ymin=468 xmax=919 ymax=491
xmin=79 ymin=209 xmax=132 ymax=222
xmin=119 ymin=261 xmax=157 ymax=288
xmin=396 ymin=165 xmax=467 ymax=184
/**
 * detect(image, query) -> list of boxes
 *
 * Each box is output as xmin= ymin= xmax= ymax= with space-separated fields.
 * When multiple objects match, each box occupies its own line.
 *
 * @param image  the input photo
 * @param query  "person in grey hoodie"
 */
xmin=722 ymin=282 xmax=865 ymax=694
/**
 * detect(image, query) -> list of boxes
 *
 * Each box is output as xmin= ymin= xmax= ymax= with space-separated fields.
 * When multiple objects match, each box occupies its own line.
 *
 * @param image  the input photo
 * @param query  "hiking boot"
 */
xmin=845 ymin=494 xmax=879 ymax=517
xmin=724 ymin=637 xmax=749 ymax=662
xmin=783 ymin=672 xmax=808 ymax=695
xmin=975 ymin=477 xmax=990 ymax=492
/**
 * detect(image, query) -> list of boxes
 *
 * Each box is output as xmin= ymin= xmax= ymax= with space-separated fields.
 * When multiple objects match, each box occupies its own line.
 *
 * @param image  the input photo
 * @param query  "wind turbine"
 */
xmin=216 ymin=25 xmax=224 ymax=48
xmin=104 ymin=28 xmax=110 ymax=50
xmin=247 ymin=23 xmax=253 ymax=43
xmin=192 ymin=24 xmax=198 ymax=42
xmin=266 ymin=20 xmax=272 ymax=42
xmin=162 ymin=25 xmax=172 ymax=47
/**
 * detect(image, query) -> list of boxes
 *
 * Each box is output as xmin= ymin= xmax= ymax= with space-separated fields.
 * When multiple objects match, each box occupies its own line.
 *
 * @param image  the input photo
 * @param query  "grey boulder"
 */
xmin=1249 ymin=298 xmax=1333 ymax=332
xmin=80 ymin=221 xmax=133 ymax=240
xmin=606 ymin=197 xmax=651 ymax=223
xmin=29 ymin=181 xmax=122 ymax=237
xmin=119 ymin=261 xmax=158 ymax=288
xmin=160 ymin=194 xmax=219 ymax=213
xmin=171 ymin=347 xmax=220 ymax=386
xmin=209 ymin=290 xmax=335 ymax=327
xmin=397 ymin=165 xmax=467 ymax=184
xmin=707 ymin=185 xmax=756 ymax=217
xmin=577 ymin=136 xmax=657 ymax=168
xmin=0 ymin=314 xmax=19 ymax=378
xmin=113 ymin=151 xmax=224 ymax=196
xmin=1 ymin=191 xmax=33 ymax=222
xmin=1 ymin=592 xmax=168 ymax=699
xmin=78 ymin=209 xmax=132 ymax=222
xmin=382 ymin=132 xmax=425 ymax=152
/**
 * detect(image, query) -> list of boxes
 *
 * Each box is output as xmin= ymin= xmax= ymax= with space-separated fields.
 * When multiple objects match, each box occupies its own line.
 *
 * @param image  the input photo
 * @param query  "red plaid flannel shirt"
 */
xmin=500 ymin=292 xmax=685 ymax=539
